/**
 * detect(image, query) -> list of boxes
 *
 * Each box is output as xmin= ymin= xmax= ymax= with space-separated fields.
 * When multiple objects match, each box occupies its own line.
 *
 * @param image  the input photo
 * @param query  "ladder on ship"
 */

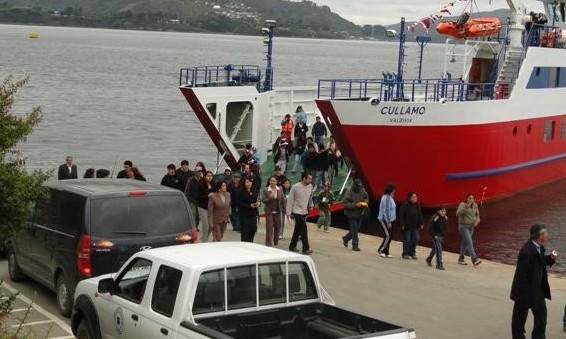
xmin=229 ymin=102 xmax=252 ymax=143
xmin=495 ymin=46 xmax=524 ymax=98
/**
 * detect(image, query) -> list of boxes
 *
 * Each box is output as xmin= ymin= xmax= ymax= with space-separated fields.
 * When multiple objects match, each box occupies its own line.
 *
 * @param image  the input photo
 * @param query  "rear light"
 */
xmin=129 ymin=190 xmax=147 ymax=196
xmin=95 ymin=239 xmax=114 ymax=248
xmin=175 ymin=233 xmax=192 ymax=243
xmin=77 ymin=235 xmax=92 ymax=277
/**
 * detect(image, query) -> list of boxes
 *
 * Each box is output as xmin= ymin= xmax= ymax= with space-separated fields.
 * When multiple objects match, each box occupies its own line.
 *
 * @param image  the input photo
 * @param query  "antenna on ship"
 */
xmin=396 ymin=17 xmax=407 ymax=99
xmin=262 ymin=20 xmax=276 ymax=92
xmin=416 ymin=36 xmax=432 ymax=83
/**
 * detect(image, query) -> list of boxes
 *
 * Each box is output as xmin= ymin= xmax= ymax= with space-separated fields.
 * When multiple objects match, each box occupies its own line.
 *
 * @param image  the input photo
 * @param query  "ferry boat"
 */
xmin=180 ymin=0 xmax=566 ymax=207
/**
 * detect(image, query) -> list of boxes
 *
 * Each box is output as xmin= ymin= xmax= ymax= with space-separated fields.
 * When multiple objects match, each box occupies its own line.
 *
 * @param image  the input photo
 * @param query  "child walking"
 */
xmin=316 ymin=182 xmax=334 ymax=233
xmin=426 ymin=207 xmax=448 ymax=270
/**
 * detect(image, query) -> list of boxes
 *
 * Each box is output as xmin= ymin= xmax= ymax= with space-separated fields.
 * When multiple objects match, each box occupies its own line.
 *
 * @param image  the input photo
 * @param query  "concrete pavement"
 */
xmin=224 ymin=220 xmax=566 ymax=339
xmin=0 ymin=219 xmax=565 ymax=339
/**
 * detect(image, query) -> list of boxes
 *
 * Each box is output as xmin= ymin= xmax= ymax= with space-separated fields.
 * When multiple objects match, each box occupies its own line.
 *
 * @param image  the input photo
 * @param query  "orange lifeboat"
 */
xmin=437 ymin=17 xmax=502 ymax=39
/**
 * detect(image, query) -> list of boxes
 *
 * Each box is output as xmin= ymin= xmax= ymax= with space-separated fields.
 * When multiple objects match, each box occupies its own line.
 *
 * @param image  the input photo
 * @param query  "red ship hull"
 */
xmin=316 ymin=100 xmax=566 ymax=207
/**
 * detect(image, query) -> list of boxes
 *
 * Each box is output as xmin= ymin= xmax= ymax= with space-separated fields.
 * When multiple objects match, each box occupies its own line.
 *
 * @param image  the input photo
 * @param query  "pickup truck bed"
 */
xmin=182 ymin=303 xmax=411 ymax=339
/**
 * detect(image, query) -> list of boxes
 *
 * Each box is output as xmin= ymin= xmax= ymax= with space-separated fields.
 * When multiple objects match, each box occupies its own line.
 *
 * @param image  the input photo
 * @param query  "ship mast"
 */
xmin=505 ymin=0 xmax=527 ymax=47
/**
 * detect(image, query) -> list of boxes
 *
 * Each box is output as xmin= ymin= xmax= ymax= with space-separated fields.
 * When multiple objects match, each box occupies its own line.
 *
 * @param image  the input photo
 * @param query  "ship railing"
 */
xmin=317 ymin=78 xmax=497 ymax=102
xmin=179 ymin=65 xmax=263 ymax=88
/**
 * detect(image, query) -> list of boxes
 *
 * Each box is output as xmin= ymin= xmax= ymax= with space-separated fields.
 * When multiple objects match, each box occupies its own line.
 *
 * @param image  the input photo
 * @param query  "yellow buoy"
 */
xmin=28 ymin=32 xmax=39 ymax=39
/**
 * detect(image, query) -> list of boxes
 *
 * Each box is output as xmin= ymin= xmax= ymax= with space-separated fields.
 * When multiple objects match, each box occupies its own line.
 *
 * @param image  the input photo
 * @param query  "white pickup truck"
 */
xmin=71 ymin=242 xmax=416 ymax=339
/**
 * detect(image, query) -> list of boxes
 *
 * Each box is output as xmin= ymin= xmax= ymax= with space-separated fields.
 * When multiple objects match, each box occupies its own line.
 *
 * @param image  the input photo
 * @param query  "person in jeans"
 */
xmin=286 ymin=172 xmax=314 ymax=255
xmin=342 ymin=179 xmax=369 ymax=252
xmin=426 ymin=207 xmax=448 ymax=270
xmin=311 ymin=116 xmax=328 ymax=146
xmin=377 ymin=184 xmax=396 ymax=258
xmin=398 ymin=192 xmax=424 ymax=260
xmin=456 ymin=193 xmax=482 ymax=266
xmin=316 ymin=181 xmax=334 ymax=233
xmin=262 ymin=176 xmax=285 ymax=247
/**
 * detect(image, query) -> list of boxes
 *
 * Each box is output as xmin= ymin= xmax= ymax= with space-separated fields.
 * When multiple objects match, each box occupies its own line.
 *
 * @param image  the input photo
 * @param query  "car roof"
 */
xmin=45 ymin=179 xmax=176 ymax=197
xmin=141 ymin=242 xmax=307 ymax=270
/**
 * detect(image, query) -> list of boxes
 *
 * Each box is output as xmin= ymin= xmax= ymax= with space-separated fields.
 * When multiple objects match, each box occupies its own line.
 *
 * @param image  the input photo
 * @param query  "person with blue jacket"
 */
xmin=377 ymin=184 xmax=396 ymax=258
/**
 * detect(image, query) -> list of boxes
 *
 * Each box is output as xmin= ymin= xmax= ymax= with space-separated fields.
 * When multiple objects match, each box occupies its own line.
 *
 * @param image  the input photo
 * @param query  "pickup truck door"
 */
xmin=138 ymin=264 xmax=184 ymax=338
xmin=98 ymin=258 xmax=153 ymax=339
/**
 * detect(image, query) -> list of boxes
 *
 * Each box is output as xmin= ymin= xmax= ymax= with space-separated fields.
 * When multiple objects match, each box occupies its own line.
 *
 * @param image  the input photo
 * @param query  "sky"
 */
xmin=311 ymin=0 xmax=546 ymax=25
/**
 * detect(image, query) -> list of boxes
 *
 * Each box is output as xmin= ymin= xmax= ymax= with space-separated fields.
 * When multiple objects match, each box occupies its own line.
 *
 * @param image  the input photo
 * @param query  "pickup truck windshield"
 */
xmin=193 ymin=262 xmax=317 ymax=315
xmin=91 ymin=195 xmax=191 ymax=238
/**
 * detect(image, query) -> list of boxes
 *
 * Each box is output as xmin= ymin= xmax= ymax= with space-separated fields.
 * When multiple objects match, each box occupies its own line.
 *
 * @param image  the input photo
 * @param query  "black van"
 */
xmin=7 ymin=179 xmax=197 ymax=317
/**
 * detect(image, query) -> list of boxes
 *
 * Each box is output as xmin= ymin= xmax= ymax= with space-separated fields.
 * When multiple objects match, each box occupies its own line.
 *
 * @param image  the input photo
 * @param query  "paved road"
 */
xmin=0 ymin=271 xmax=73 ymax=338
xmin=2 ymin=222 xmax=566 ymax=339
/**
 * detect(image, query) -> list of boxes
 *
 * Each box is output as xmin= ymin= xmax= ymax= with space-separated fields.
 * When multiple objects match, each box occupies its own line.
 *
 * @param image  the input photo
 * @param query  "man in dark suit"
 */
xmin=511 ymin=224 xmax=558 ymax=339
xmin=57 ymin=156 xmax=78 ymax=180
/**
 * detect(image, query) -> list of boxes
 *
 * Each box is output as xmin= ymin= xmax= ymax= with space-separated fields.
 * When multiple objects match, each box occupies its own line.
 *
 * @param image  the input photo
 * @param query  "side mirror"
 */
xmin=98 ymin=278 xmax=116 ymax=294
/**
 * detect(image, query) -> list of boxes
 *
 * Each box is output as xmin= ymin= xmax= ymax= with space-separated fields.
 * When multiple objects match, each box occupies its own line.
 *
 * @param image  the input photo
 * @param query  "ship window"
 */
xmin=544 ymin=121 xmax=555 ymax=142
xmin=206 ymin=103 xmax=217 ymax=120
xmin=527 ymin=67 xmax=566 ymax=89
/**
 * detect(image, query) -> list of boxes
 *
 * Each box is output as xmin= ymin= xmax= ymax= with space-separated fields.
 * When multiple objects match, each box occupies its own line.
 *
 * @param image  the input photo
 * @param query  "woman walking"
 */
xmin=207 ymin=181 xmax=231 ymax=242
xmin=342 ymin=179 xmax=369 ymax=252
xmin=456 ymin=194 xmax=482 ymax=266
xmin=238 ymin=178 xmax=259 ymax=242
xmin=197 ymin=171 xmax=214 ymax=242
xmin=279 ymin=179 xmax=292 ymax=239
xmin=377 ymin=184 xmax=396 ymax=258
xmin=262 ymin=176 xmax=285 ymax=247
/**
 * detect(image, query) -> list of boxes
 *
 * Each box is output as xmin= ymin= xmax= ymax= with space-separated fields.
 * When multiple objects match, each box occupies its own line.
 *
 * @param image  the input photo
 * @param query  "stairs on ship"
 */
xmin=495 ymin=46 xmax=525 ymax=98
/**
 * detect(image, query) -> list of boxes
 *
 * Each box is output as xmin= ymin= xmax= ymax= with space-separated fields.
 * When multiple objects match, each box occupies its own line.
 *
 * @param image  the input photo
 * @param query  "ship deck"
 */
xmin=223 ymin=221 xmax=566 ymax=339
xmin=259 ymin=152 xmax=352 ymax=213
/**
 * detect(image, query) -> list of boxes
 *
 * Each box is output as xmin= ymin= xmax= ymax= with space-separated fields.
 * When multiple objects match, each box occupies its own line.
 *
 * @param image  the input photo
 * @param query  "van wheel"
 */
xmin=8 ymin=248 xmax=25 ymax=282
xmin=56 ymin=274 xmax=73 ymax=317
xmin=76 ymin=318 xmax=95 ymax=339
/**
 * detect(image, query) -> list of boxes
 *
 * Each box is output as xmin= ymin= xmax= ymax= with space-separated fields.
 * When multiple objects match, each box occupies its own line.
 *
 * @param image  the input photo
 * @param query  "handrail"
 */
xmin=179 ymin=64 xmax=264 ymax=88
xmin=318 ymin=78 xmax=497 ymax=103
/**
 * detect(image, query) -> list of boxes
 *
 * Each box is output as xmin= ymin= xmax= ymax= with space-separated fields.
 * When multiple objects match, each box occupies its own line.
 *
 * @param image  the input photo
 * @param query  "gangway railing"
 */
xmin=317 ymin=78 xmax=497 ymax=102
xmin=179 ymin=65 xmax=264 ymax=88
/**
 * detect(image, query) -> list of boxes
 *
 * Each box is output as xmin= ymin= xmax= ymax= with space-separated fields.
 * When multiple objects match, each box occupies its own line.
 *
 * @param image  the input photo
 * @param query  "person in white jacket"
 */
xmin=377 ymin=184 xmax=396 ymax=258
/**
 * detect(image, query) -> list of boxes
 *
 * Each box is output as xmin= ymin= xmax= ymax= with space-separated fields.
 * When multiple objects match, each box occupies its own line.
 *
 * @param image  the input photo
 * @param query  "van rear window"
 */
xmin=90 ymin=195 xmax=191 ymax=238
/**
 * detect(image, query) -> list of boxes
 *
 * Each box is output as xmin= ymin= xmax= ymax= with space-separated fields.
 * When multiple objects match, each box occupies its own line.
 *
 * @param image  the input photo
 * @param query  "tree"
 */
xmin=0 ymin=77 xmax=49 ymax=249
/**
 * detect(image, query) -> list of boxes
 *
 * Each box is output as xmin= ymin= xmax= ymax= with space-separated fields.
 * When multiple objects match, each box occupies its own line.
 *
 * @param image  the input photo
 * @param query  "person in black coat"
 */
xmin=161 ymin=164 xmax=184 ymax=191
xmin=425 ymin=207 xmax=448 ymax=270
xmin=58 ymin=156 xmax=78 ymax=180
xmin=511 ymin=224 xmax=557 ymax=339
xmin=238 ymin=178 xmax=259 ymax=243
xmin=398 ymin=192 xmax=424 ymax=260
xmin=116 ymin=160 xmax=133 ymax=179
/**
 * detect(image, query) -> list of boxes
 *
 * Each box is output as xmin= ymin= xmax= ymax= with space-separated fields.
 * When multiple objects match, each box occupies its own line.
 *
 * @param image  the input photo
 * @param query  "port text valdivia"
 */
xmin=380 ymin=106 xmax=426 ymax=115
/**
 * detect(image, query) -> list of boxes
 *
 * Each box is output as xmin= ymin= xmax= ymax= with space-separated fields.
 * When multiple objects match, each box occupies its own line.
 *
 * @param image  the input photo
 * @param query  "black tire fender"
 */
xmin=72 ymin=295 xmax=102 ymax=339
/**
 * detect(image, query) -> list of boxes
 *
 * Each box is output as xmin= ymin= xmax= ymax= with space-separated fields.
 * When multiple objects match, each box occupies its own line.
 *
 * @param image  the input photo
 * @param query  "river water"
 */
xmin=2 ymin=24 xmax=566 ymax=273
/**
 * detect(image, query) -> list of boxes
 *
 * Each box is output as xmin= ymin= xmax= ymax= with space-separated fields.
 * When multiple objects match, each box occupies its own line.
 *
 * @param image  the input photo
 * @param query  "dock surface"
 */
xmin=224 ymin=220 xmax=566 ymax=339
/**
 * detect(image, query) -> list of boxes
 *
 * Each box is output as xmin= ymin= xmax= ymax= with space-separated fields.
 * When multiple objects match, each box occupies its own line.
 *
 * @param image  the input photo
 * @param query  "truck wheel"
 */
xmin=56 ymin=274 xmax=73 ymax=317
xmin=8 ymin=247 xmax=26 ymax=282
xmin=76 ymin=318 xmax=95 ymax=339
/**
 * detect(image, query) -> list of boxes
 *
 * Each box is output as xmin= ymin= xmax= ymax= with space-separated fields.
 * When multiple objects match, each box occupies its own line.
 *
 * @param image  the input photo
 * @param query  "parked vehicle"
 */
xmin=7 ymin=179 xmax=197 ymax=317
xmin=71 ymin=242 xmax=416 ymax=339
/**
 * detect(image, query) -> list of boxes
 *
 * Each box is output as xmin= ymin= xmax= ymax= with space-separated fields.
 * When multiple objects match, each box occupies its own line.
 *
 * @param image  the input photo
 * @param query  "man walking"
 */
xmin=311 ymin=116 xmax=328 ymax=146
xmin=342 ymin=179 xmax=368 ymax=252
xmin=511 ymin=224 xmax=557 ymax=339
xmin=58 ymin=156 xmax=78 ymax=180
xmin=161 ymin=164 xmax=183 ymax=190
xmin=286 ymin=172 xmax=314 ymax=255
xmin=399 ymin=192 xmax=424 ymax=260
